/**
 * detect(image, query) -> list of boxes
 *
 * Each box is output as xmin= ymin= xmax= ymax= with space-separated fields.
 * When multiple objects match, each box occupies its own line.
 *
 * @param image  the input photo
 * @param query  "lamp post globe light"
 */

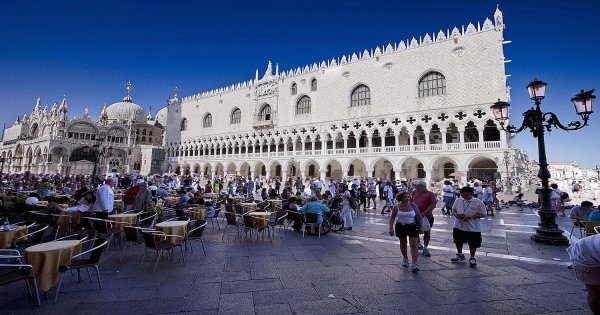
xmin=491 ymin=79 xmax=595 ymax=245
xmin=503 ymin=150 xmax=512 ymax=193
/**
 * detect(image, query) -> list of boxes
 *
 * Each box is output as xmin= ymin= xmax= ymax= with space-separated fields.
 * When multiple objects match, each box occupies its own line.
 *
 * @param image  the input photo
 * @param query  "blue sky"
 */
xmin=1 ymin=0 xmax=599 ymax=167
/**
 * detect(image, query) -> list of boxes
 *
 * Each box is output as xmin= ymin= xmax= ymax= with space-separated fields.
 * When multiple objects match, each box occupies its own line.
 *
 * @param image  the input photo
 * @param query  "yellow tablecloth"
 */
xmin=248 ymin=212 xmax=272 ymax=227
xmin=230 ymin=197 xmax=245 ymax=205
xmin=26 ymin=240 xmax=82 ymax=292
xmin=163 ymin=197 xmax=179 ymax=207
xmin=156 ymin=221 xmax=187 ymax=244
xmin=240 ymin=203 xmax=257 ymax=212
xmin=0 ymin=225 xmax=27 ymax=249
xmin=36 ymin=201 xmax=48 ymax=206
xmin=188 ymin=208 xmax=207 ymax=220
xmin=113 ymin=200 xmax=124 ymax=211
xmin=268 ymin=199 xmax=283 ymax=209
xmin=108 ymin=213 xmax=139 ymax=232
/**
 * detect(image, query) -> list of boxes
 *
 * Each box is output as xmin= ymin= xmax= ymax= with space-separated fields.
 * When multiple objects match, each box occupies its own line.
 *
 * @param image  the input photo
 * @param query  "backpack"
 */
xmin=347 ymin=195 xmax=358 ymax=210
xmin=392 ymin=185 xmax=399 ymax=195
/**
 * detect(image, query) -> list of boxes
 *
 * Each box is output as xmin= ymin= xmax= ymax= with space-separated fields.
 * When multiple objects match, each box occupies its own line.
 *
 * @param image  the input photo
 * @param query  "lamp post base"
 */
xmin=530 ymin=227 xmax=570 ymax=245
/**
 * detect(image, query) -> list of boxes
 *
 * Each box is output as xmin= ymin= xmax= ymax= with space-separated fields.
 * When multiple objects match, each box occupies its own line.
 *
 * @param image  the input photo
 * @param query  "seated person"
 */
xmin=205 ymin=201 xmax=216 ymax=218
xmin=299 ymin=196 xmax=331 ymax=228
xmin=155 ymin=185 xmax=169 ymax=199
xmin=589 ymin=206 xmax=600 ymax=222
xmin=567 ymin=234 xmax=600 ymax=315
xmin=268 ymin=188 xmax=279 ymax=200
xmin=45 ymin=196 xmax=66 ymax=214
xmin=571 ymin=201 xmax=595 ymax=223
xmin=175 ymin=189 xmax=190 ymax=208
xmin=147 ymin=198 xmax=158 ymax=213
xmin=284 ymin=197 xmax=302 ymax=232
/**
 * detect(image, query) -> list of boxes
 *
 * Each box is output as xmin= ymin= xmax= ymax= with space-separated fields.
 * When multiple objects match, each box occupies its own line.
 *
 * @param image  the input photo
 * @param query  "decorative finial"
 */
xmin=494 ymin=4 xmax=504 ymax=27
xmin=173 ymin=86 xmax=179 ymax=99
xmin=123 ymin=80 xmax=133 ymax=102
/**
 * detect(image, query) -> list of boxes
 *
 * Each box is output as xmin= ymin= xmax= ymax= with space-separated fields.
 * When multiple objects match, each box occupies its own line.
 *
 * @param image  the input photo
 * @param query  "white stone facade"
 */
xmin=163 ymin=7 xmax=512 ymax=183
xmin=0 ymin=86 xmax=165 ymax=176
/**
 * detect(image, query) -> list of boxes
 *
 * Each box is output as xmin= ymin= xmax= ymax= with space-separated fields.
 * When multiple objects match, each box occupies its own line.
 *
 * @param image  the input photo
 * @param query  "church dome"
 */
xmin=105 ymin=95 xmax=147 ymax=123
xmin=155 ymin=106 xmax=168 ymax=127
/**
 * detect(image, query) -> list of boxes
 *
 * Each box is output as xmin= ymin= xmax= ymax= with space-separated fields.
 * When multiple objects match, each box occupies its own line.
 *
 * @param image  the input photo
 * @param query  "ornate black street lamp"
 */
xmin=491 ymin=79 xmax=595 ymax=245
xmin=84 ymin=133 xmax=113 ymax=185
xmin=0 ymin=156 xmax=6 ymax=181
xmin=595 ymin=165 xmax=599 ymax=181
xmin=503 ymin=150 xmax=512 ymax=193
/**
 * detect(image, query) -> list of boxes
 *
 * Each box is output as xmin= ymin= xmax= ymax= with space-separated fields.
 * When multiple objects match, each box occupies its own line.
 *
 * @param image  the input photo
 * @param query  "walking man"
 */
xmin=411 ymin=180 xmax=436 ymax=256
xmin=451 ymin=186 xmax=486 ymax=267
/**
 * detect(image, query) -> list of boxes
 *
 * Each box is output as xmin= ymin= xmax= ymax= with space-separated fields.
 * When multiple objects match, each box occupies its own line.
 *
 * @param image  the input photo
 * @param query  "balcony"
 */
xmin=464 ymin=142 xmax=479 ymax=150
xmin=413 ymin=144 xmax=426 ymax=152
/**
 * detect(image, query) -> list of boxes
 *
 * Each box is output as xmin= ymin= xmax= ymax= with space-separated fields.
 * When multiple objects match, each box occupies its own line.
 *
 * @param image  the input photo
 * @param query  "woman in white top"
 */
xmin=388 ymin=192 xmax=423 ymax=271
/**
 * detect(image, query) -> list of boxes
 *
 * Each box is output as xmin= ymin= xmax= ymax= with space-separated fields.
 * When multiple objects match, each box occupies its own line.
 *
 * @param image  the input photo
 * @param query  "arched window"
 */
xmin=180 ymin=118 xmax=187 ymax=131
xmin=418 ymin=71 xmax=446 ymax=97
xmin=296 ymin=96 xmax=311 ymax=115
xmin=259 ymin=105 xmax=271 ymax=121
xmin=230 ymin=108 xmax=241 ymax=124
xmin=142 ymin=129 xmax=147 ymax=135
xmin=291 ymin=83 xmax=297 ymax=95
xmin=310 ymin=79 xmax=317 ymax=91
xmin=350 ymin=84 xmax=371 ymax=107
xmin=203 ymin=113 xmax=212 ymax=128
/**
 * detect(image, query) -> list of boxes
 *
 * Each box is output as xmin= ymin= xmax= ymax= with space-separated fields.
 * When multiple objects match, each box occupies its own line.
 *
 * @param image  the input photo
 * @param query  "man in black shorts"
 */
xmin=450 ymin=186 xmax=486 ymax=267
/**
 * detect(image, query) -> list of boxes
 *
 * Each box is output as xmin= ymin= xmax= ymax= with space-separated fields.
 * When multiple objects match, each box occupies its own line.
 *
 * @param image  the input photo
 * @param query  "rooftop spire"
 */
xmin=173 ymin=86 xmax=179 ymax=99
xmin=494 ymin=4 xmax=504 ymax=28
xmin=34 ymin=97 xmax=41 ymax=112
xmin=59 ymin=95 xmax=68 ymax=111
xmin=123 ymin=80 xmax=133 ymax=102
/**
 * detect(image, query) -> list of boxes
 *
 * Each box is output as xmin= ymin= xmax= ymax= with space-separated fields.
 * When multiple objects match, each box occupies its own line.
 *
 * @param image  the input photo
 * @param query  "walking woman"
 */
xmin=388 ymin=192 xmax=423 ymax=271
xmin=339 ymin=185 xmax=354 ymax=231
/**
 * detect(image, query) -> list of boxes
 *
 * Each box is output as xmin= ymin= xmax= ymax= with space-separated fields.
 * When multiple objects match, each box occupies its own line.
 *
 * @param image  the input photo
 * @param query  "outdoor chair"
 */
xmin=268 ymin=211 xmax=288 ymax=238
xmin=303 ymin=213 xmax=321 ymax=238
xmin=120 ymin=226 xmax=149 ymax=263
xmin=54 ymin=238 xmax=109 ymax=302
xmin=11 ymin=224 xmax=49 ymax=253
xmin=222 ymin=212 xmax=244 ymax=240
xmin=570 ymin=219 xmax=587 ymax=239
xmin=0 ymin=249 xmax=24 ymax=264
xmin=13 ymin=220 xmax=36 ymax=229
xmin=141 ymin=230 xmax=185 ymax=274
xmin=0 ymin=262 xmax=41 ymax=306
xmin=184 ymin=220 xmax=207 ymax=255
xmin=595 ymin=226 xmax=600 ymax=234
xmin=585 ymin=221 xmax=600 ymax=237
xmin=79 ymin=215 xmax=98 ymax=238
xmin=90 ymin=218 xmax=124 ymax=251
xmin=208 ymin=208 xmax=221 ymax=230
xmin=52 ymin=213 xmax=74 ymax=239
xmin=242 ymin=215 xmax=267 ymax=242
xmin=55 ymin=233 xmax=89 ymax=242
xmin=137 ymin=213 xmax=157 ymax=229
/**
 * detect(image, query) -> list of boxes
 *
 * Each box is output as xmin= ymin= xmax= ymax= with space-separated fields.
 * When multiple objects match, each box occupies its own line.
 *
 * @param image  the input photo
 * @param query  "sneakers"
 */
xmin=451 ymin=253 xmax=466 ymax=262
xmin=422 ymin=247 xmax=431 ymax=257
xmin=417 ymin=243 xmax=424 ymax=250
xmin=469 ymin=257 xmax=477 ymax=267
xmin=346 ymin=227 xmax=352 ymax=231
xmin=411 ymin=264 xmax=420 ymax=272
xmin=402 ymin=257 xmax=409 ymax=267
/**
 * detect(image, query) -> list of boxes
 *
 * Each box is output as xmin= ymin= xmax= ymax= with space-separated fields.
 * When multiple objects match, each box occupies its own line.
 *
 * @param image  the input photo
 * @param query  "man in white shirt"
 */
xmin=567 ymin=234 xmax=600 ymax=314
xmin=451 ymin=186 xmax=486 ymax=267
xmin=481 ymin=183 xmax=495 ymax=216
xmin=92 ymin=177 xmax=115 ymax=215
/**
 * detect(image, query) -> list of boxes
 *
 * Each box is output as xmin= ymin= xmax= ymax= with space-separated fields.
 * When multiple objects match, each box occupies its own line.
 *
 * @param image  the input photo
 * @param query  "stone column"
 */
xmin=499 ymin=127 xmax=508 ymax=148
xmin=311 ymin=139 xmax=315 ymax=155
xmin=367 ymin=136 xmax=372 ymax=153
xmin=282 ymin=170 xmax=288 ymax=181
xmin=320 ymin=170 xmax=327 ymax=181
xmin=458 ymin=127 xmax=465 ymax=149
xmin=478 ymin=127 xmax=485 ymax=149
xmin=342 ymin=168 xmax=349 ymax=179
xmin=343 ymin=135 xmax=349 ymax=154
xmin=408 ymin=131 xmax=414 ymax=151
xmin=424 ymin=169 xmax=433 ymax=182
xmin=441 ymin=131 xmax=447 ymax=146
xmin=424 ymin=132 xmax=430 ymax=150
xmin=394 ymin=170 xmax=401 ymax=182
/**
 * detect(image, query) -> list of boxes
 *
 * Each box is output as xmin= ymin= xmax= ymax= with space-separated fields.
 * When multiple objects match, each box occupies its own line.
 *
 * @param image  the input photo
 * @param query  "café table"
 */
xmin=247 ymin=212 xmax=272 ymax=227
xmin=268 ymin=199 xmax=283 ymax=209
xmin=108 ymin=213 xmax=139 ymax=232
xmin=230 ymin=197 xmax=245 ymax=205
xmin=0 ymin=225 xmax=28 ymax=249
xmin=155 ymin=221 xmax=188 ymax=244
xmin=26 ymin=240 xmax=82 ymax=292
xmin=187 ymin=207 xmax=207 ymax=220
xmin=240 ymin=202 xmax=257 ymax=212
xmin=163 ymin=197 xmax=179 ymax=207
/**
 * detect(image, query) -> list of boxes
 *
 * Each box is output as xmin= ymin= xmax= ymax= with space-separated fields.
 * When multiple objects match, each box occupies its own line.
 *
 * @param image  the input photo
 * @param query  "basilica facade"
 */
xmin=0 ymin=83 xmax=166 ymax=177
xmin=163 ymin=7 xmax=513 ymax=184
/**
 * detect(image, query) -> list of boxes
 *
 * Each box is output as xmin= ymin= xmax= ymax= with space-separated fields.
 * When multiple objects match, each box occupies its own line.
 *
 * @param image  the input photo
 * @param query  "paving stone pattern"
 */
xmin=0 ymin=200 xmax=592 ymax=314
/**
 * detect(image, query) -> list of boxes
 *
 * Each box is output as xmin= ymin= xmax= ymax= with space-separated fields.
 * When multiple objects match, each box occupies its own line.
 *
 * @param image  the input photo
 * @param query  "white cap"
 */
xmin=413 ymin=180 xmax=426 ymax=186
xmin=136 ymin=179 xmax=146 ymax=184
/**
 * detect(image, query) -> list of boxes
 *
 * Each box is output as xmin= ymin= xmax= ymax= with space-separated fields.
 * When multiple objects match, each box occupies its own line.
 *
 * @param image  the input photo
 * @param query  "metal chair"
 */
xmin=303 ymin=213 xmax=321 ymax=238
xmin=0 ymin=262 xmax=41 ymax=306
xmin=222 ymin=212 xmax=244 ymax=240
xmin=141 ymin=230 xmax=185 ymax=274
xmin=242 ymin=215 xmax=267 ymax=242
xmin=12 ymin=220 xmax=36 ymax=229
xmin=54 ymin=238 xmax=109 ymax=302
xmin=268 ymin=211 xmax=288 ymax=238
xmin=184 ymin=220 xmax=207 ymax=255
xmin=51 ymin=213 xmax=73 ymax=239
xmin=570 ymin=219 xmax=587 ymax=239
xmin=208 ymin=208 xmax=221 ymax=230
xmin=585 ymin=221 xmax=600 ymax=237
xmin=55 ymin=233 xmax=89 ymax=242
xmin=11 ymin=224 xmax=49 ymax=253
xmin=137 ymin=213 xmax=157 ymax=229
xmin=120 ymin=226 xmax=149 ymax=263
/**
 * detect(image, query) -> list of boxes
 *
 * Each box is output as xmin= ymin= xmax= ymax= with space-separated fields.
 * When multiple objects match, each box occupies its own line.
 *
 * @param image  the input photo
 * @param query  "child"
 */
xmin=205 ymin=201 xmax=215 ymax=218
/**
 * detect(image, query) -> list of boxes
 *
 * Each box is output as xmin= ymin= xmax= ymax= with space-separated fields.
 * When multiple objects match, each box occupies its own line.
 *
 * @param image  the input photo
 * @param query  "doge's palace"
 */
xmin=163 ymin=6 xmax=512 ymax=184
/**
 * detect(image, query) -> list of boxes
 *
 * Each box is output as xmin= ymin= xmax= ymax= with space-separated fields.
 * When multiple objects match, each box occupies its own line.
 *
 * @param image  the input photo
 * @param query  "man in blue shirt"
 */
xmin=299 ymin=196 xmax=331 ymax=224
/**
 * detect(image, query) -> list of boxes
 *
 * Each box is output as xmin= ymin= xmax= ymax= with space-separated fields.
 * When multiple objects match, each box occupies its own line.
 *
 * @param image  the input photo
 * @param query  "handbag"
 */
xmin=421 ymin=216 xmax=431 ymax=232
